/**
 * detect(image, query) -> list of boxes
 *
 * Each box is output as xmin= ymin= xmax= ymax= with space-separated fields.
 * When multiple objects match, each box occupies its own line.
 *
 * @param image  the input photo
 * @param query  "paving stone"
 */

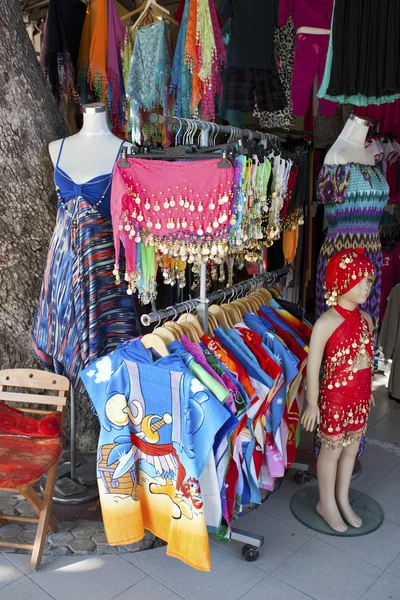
xmin=14 ymin=502 xmax=37 ymax=519
xmin=71 ymin=521 xmax=104 ymax=538
xmin=56 ymin=521 xmax=77 ymax=532
xmin=47 ymin=531 xmax=75 ymax=547
xmin=67 ymin=537 xmax=96 ymax=554
xmin=21 ymin=522 xmax=38 ymax=531
xmin=0 ymin=523 xmax=24 ymax=539
xmin=119 ymin=542 xmax=151 ymax=553
xmin=95 ymin=544 xmax=119 ymax=554
xmin=92 ymin=531 xmax=108 ymax=544
xmin=18 ymin=529 xmax=37 ymax=544
xmin=0 ymin=494 xmax=21 ymax=511
xmin=43 ymin=545 xmax=71 ymax=556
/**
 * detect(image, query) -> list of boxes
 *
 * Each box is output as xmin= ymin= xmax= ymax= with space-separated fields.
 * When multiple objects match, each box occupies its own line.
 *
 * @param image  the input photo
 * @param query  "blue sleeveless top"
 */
xmin=54 ymin=138 xmax=124 ymax=221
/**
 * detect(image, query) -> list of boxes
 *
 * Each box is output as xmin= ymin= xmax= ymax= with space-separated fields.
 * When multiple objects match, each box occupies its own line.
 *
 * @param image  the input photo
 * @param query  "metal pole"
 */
xmin=70 ymin=386 xmax=76 ymax=481
xmin=140 ymin=267 xmax=289 ymax=328
xmin=149 ymin=113 xmax=282 ymax=143
xmin=197 ymin=263 xmax=209 ymax=334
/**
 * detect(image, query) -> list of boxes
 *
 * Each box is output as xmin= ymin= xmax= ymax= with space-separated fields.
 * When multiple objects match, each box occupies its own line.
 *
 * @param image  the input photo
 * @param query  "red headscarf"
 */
xmin=324 ymin=248 xmax=375 ymax=306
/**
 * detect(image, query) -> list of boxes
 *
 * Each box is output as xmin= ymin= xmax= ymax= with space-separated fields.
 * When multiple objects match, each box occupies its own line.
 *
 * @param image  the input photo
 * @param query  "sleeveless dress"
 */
xmin=31 ymin=139 xmax=139 ymax=391
xmin=317 ymin=305 xmax=374 ymax=449
xmin=315 ymin=163 xmax=389 ymax=323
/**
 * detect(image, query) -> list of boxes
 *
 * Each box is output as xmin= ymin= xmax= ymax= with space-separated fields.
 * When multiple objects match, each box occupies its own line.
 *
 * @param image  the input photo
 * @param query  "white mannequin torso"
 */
xmin=324 ymin=116 xmax=374 ymax=166
xmin=49 ymin=103 xmax=132 ymax=184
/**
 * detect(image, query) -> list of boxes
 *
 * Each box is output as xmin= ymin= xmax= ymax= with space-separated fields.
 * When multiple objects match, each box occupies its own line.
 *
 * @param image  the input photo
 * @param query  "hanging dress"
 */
xmin=31 ymin=140 xmax=139 ymax=391
xmin=315 ymin=163 xmax=389 ymax=323
xmin=318 ymin=304 xmax=374 ymax=448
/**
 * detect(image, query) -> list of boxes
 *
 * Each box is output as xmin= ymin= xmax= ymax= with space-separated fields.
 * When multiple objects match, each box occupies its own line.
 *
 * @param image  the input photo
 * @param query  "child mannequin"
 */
xmin=302 ymin=249 xmax=375 ymax=533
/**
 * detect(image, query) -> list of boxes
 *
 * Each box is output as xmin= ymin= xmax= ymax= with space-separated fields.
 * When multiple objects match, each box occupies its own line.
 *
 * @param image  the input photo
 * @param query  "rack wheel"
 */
xmin=293 ymin=470 xmax=308 ymax=485
xmin=242 ymin=544 xmax=259 ymax=562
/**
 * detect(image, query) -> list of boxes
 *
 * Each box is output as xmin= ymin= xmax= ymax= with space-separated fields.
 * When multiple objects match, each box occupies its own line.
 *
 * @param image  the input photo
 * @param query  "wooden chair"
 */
xmin=0 ymin=369 xmax=69 ymax=569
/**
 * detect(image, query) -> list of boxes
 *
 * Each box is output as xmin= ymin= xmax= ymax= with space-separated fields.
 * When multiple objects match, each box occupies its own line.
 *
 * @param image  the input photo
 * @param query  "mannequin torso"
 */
xmin=49 ymin=103 xmax=132 ymax=184
xmin=324 ymin=115 xmax=374 ymax=166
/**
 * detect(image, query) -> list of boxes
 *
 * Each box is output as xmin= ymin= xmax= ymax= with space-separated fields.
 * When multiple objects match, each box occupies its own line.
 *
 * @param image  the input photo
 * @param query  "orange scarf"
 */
xmin=77 ymin=0 xmax=108 ymax=102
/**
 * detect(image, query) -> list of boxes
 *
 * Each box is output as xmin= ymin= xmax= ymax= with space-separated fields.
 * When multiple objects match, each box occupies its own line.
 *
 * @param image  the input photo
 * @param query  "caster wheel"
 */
xmin=242 ymin=544 xmax=259 ymax=562
xmin=293 ymin=470 xmax=308 ymax=485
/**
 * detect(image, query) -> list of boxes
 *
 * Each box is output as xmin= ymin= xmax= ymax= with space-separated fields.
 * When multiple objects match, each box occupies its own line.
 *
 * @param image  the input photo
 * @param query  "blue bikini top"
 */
xmin=54 ymin=138 xmax=124 ymax=221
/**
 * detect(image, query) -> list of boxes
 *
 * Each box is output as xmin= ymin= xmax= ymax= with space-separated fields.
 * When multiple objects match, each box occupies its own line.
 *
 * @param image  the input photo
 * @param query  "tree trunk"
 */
xmin=0 ymin=0 xmax=99 ymax=450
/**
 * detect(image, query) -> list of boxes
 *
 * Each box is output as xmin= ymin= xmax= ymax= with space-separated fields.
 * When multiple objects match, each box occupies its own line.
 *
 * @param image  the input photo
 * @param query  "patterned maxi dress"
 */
xmin=31 ymin=140 xmax=139 ymax=391
xmin=315 ymin=163 xmax=389 ymax=324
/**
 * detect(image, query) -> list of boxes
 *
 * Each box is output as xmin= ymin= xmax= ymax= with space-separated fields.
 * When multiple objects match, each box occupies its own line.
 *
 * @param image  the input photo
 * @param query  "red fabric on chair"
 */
xmin=0 ymin=402 xmax=62 ymax=438
xmin=0 ymin=435 xmax=62 ymax=488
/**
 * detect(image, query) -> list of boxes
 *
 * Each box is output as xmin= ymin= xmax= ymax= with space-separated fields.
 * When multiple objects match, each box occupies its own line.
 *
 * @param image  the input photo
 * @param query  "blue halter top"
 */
xmin=54 ymin=138 xmax=124 ymax=221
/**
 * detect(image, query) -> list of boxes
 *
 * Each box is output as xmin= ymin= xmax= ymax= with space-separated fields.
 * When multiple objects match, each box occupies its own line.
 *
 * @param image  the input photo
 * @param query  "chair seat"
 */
xmin=0 ymin=402 xmax=62 ymax=438
xmin=0 ymin=435 xmax=62 ymax=487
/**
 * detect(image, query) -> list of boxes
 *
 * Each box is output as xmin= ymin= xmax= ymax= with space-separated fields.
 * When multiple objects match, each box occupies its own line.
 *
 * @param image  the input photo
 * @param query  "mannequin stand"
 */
xmin=290 ymin=486 xmax=383 ymax=537
xmin=41 ymin=387 xmax=99 ymax=504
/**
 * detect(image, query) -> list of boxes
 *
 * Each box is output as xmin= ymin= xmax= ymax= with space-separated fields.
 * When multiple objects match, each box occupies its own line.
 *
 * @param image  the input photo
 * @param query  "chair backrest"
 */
xmin=0 ymin=369 xmax=69 ymax=416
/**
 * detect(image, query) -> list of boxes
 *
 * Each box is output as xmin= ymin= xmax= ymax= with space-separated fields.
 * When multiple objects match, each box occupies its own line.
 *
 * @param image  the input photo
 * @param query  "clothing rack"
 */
xmin=149 ymin=113 xmax=283 ymax=144
xmin=141 ymin=263 xmax=309 ymax=561
xmin=141 ymin=267 xmax=290 ymax=334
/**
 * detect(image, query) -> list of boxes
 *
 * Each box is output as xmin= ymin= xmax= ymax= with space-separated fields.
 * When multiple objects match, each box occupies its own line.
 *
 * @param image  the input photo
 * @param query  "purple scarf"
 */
xmin=107 ymin=0 xmax=126 ymax=134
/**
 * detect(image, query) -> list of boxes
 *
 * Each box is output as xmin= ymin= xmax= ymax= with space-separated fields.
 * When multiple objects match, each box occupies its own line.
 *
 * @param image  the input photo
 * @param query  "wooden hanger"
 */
xmin=268 ymin=285 xmax=282 ymax=298
xmin=258 ymin=288 xmax=273 ymax=304
xmin=209 ymin=304 xmax=232 ymax=329
xmin=231 ymin=300 xmax=247 ymax=318
xmin=177 ymin=313 xmax=204 ymax=342
xmin=207 ymin=314 xmax=217 ymax=335
xmin=223 ymin=303 xmax=243 ymax=324
xmin=178 ymin=321 xmax=200 ymax=344
xmin=141 ymin=333 xmax=169 ymax=356
xmin=164 ymin=321 xmax=185 ymax=340
xmin=153 ymin=327 xmax=177 ymax=345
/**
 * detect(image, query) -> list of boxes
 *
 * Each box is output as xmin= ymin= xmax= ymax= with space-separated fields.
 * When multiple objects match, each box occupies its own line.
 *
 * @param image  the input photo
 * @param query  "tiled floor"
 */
xmin=1 ymin=377 xmax=400 ymax=600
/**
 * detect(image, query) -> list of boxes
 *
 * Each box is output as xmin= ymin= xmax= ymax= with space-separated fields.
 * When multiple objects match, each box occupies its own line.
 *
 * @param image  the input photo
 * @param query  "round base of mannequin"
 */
xmin=290 ymin=486 xmax=383 ymax=537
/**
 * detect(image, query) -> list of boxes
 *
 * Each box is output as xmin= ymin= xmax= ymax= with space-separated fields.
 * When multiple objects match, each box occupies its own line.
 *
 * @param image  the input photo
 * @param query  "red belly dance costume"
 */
xmin=318 ymin=249 xmax=375 ymax=449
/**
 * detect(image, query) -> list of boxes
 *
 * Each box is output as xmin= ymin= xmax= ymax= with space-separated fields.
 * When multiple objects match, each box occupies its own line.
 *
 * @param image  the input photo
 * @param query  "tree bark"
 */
xmin=0 ymin=0 xmax=98 ymax=450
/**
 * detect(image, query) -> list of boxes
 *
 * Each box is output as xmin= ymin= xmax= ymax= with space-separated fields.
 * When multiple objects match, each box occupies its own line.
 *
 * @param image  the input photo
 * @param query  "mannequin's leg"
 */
xmin=316 ymin=443 xmax=347 ymax=532
xmin=335 ymin=438 xmax=362 ymax=528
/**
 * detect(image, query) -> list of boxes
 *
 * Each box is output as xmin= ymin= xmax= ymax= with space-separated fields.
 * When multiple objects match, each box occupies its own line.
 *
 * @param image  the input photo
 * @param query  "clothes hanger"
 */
xmin=141 ymin=333 xmax=169 ymax=356
xmin=258 ymin=288 xmax=273 ymax=304
xmin=207 ymin=314 xmax=217 ymax=336
xmin=122 ymin=0 xmax=178 ymax=27
xmin=268 ymin=285 xmax=282 ymax=298
xmin=209 ymin=303 xmax=232 ymax=330
xmin=153 ymin=325 xmax=177 ymax=345
xmin=164 ymin=316 xmax=186 ymax=340
xmin=177 ymin=310 xmax=204 ymax=341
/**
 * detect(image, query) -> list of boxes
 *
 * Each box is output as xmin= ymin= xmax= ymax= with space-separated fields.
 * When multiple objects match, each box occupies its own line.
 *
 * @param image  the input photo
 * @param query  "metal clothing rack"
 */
xmin=141 ymin=266 xmax=290 ymax=334
xmin=140 ymin=265 xmax=309 ymax=560
xmin=149 ymin=113 xmax=283 ymax=145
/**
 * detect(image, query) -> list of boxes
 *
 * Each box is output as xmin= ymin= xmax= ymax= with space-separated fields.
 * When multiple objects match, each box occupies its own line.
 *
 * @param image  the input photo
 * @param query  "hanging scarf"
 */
xmin=197 ymin=0 xmax=215 ymax=86
xmin=185 ymin=0 xmax=202 ymax=114
xmin=107 ymin=0 xmax=126 ymax=135
xmin=127 ymin=21 xmax=171 ymax=113
xmin=171 ymin=0 xmax=192 ymax=118
xmin=77 ymin=0 xmax=108 ymax=103
xmin=40 ymin=0 xmax=86 ymax=104
xmin=77 ymin=0 xmax=99 ymax=101
xmin=88 ymin=0 xmax=108 ymax=102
